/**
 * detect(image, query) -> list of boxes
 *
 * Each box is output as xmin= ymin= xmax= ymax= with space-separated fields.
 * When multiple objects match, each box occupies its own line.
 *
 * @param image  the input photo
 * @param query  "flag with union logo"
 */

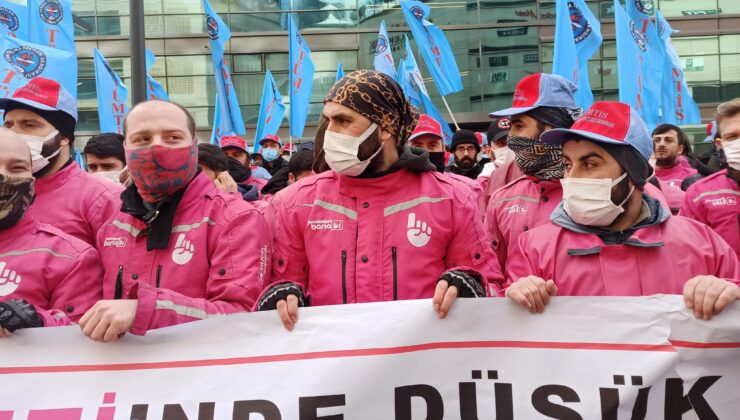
xmin=0 ymin=35 xmax=76 ymax=99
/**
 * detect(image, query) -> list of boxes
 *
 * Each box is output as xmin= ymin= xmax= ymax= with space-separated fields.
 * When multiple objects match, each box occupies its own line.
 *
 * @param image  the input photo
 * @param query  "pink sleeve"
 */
xmin=445 ymin=188 xmax=503 ymax=294
xmin=43 ymin=246 xmax=104 ymax=326
xmin=707 ymin=227 xmax=740 ymax=284
xmin=503 ymin=234 xmax=539 ymax=290
xmin=485 ymin=199 xmax=509 ymax=273
xmin=679 ymin=190 xmax=701 ymax=221
xmin=129 ymin=209 xmax=273 ymax=335
xmin=88 ymin=186 xmax=122 ymax=242
xmin=268 ymin=200 xmax=310 ymax=291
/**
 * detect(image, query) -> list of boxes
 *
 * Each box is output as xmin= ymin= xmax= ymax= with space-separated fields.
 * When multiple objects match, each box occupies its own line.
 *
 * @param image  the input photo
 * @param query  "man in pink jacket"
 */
xmin=80 ymin=100 xmax=272 ymax=342
xmin=652 ymin=124 xmax=697 ymax=213
xmin=257 ymin=70 xmax=502 ymax=330
xmin=484 ymin=74 xmax=581 ymax=274
xmin=0 ymin=78 xmax=122 ymax=246
xmin=680 ymin=99 xmax=740 ymax=257
xmin=506 ymin=102 xmax=739 ymax=320
xmin=0 ymin=129 xmax=102 ymax=337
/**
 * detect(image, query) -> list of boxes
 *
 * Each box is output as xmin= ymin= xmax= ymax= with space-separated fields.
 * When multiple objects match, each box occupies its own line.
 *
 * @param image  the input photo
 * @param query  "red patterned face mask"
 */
xmin=125 ymin=140 xmax=198 ymax=203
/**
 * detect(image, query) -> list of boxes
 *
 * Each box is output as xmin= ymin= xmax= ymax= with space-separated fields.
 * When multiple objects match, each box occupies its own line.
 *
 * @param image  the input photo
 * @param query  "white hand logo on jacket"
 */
xmin=0 ymin=261 xmax=21 ymax=296
xmin=407 ymin=213 xmax=432 ymax=248
xmin=172 ymin=234 xmax=195 ymax=265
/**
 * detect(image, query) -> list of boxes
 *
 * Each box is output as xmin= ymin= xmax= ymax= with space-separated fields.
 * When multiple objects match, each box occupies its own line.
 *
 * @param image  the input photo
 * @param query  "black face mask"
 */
xmin=0 ymin=174 xmax=34 ymax=230
xmin=428 ymin=152 xmax=447 ymax=172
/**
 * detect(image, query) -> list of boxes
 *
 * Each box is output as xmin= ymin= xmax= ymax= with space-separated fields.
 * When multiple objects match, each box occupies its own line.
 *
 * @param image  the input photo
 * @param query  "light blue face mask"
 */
xmin=262 ymin=148 xmax=279 ymax=162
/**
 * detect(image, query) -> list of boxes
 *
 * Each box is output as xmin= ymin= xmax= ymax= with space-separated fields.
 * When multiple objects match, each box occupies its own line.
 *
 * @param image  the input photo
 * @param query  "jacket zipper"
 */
xmin=156 ymin=265 xmax=162 ymax=288
xmin=114 ymin=265 xmax=123 ymax=299
xmin=341 ymin=250 xmax=348 ymax=304
xmin=392 ymin=247 xmax=398 ymax=301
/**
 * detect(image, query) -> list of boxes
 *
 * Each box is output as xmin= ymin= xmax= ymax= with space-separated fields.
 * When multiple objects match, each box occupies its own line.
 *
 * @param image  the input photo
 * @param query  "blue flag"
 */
xmin=373 ymin=20 xmax=396 ymax=79
xmin=0 ymin=1 xmax=28 ymax=40
xmin=27 ymin=0 xmax=75 ymax=54
xmin=395 ymin=57 xmax=418 ymax=108
xmin=400 ymin=37 xmax=453 ymax=145
xmin=400 ymin=0 xmax=462 ymax=96
xmin=145 ymin=49 xmax=169 ymax=101
xmin=553 ymin=0 xmax=601 ymax=109
xmin=288 ymin=14 xmax=314 ymax=138
xmin=614 ymin=1 xmax=659 ymax=128
xmin=203 ymin=0 xmax=245 ymax=137
xmin=655 ymin=10 xmax=700 ymax=125
xmin=210 ymin=96 xmax=221 ymax=145
xmin=0 ymin=35 xmax=76 ymax=99
xmin=335 ymin=62 xmax=344 ymax=83
xmin=625 ymin=0 xmax=662 ymax=126
xmin=93 ymin=48 xmax=127 ymax=134
xmin=75 ymin=148 xmax=85 ymax=170
xmin=254 ymin=69 xmax=286 ymax=152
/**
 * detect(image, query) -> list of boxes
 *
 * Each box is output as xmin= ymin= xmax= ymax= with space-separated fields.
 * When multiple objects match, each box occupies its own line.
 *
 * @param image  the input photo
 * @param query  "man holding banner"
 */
xmin=257 ymin=70 xmax=501 ymax=329
xmin=0 ymin=78 xmax=122 ymax=246
xmin=506 ymin=101 xmax=740 ymax=318
xmin=0 ymin=128 xmax=103 ymax=336
xmin=80 ymin=100 xmax=272 ymax=342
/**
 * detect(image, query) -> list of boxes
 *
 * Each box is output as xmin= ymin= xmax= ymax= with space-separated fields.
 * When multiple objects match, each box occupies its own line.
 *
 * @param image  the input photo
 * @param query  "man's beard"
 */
xmin=456 ymin=156 xmax=476 ymax=170
xmin=654 ymin=150 xmax=678 ymax=168
xmin=33 ymin=134 xmax=64 ymax=178
xmin=356 ymin=128 xmax=387 ymax=176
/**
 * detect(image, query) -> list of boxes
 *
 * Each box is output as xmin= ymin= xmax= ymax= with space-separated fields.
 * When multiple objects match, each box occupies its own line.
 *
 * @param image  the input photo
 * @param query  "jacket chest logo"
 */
xmin=172 ymin=234 xmax=195 ymax=265
xmin=103 ymin=236 xmax=128 ymax=247
xmin=0 ymin=261 xmax=21 ymax=297
xmin=308 ymin=219 xmax=344 ymax=231
xmin=505 ymin=204 xmax=529 ymax=214
xmin=707 ymin=196 xmax=737 ymax=207
xmin=407 ymin=213 xmax=432 ymax=248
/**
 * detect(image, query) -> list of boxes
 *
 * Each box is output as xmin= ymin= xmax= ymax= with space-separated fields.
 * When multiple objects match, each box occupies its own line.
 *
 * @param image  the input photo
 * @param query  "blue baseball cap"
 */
xmin=540 ymin=101 xmax=653 ymax=161
xmin=489 ymin=73 xmax=579 ymax=117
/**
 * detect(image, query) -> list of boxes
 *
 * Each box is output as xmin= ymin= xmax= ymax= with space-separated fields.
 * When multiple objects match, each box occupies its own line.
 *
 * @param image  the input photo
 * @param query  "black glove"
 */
xmin=437 ymin=271 xmax=486 ymax=298
xmin=256 ymin=282 xmax=309 ymax=311
xmin=0 ymin=299 xmax=44 ymax=332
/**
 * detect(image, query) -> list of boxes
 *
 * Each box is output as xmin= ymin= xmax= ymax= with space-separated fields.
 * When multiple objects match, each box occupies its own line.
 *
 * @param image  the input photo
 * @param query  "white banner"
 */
xmin=0 ymin=296 xmax=738 ymax=419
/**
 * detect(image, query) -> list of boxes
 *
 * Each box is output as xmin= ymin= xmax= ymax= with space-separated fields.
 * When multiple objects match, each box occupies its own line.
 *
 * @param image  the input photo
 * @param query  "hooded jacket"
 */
xmin=96 ymin=172 xmax=272 ymax=334
xmin=505 ymin=195 xmax=739 ymax=294
xmin=0 ymin=215 xmax=103 ymax=326
xmin=680 ymin=169 xmax=740 ymax=257
xmin=263 ymin=148 xmax=502 ymax=305
xmin=25 ymin=162 xmax=122 ymax=246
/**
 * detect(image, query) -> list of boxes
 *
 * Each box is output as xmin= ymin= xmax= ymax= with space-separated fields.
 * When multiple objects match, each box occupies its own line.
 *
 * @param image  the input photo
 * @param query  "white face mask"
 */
xmin=323 ymin=123 xmax=382 ymax=177
xmin=561 ymin=172 xmax=635 ymax=227
xmin=93 ymin=168 xmax=124 ymax=184
xmin=16 ymin=130 xmax=61 ymax=173
xmin=494 ymin=146 xmax=511 ymax=166
xmin=722 ymin=139 xmax=740 ymax=170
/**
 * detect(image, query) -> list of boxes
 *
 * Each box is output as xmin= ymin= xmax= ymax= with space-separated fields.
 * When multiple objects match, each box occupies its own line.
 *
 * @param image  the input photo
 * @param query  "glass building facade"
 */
xmin=71 ymin=0 xmax=740 ymax=143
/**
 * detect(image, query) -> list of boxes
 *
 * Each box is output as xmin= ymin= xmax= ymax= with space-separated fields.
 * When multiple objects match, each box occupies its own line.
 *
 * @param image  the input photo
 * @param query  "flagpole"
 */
xmin=440 ymin=96 xmax=460 ymax=131
xmin=129 ymin=0 xmax=147 ymax=105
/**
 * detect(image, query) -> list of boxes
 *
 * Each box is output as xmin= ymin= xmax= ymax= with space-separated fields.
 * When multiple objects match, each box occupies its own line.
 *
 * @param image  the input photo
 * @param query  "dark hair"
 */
xmin=198 ymin=143 xmax=229 ymax=173
xmin=652 ymin=123 xmax=692 ymax=157
xmin=83 ymin=132 xmax=125 ymax=163
xmin=526 ymin=106 xmax=576 ymax=130
xmin=123 ymin=100 xmax=196 ymax=137
xmin=289 ymin=149 xmax=315 ymax=176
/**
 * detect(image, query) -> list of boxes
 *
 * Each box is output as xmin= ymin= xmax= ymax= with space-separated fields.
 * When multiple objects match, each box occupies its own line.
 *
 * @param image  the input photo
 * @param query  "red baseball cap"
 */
xmin=489 ymin=73 xmax=578 ymax=118
xmin=408 ymin=114 xmax=443 ymax=142
xmin=0 ymin=77 xmax=77 ymax=121
xmin=259 ymin=134 xmax=283 ymax=147
xmin=220 ymin=135 xmax=248 ymax=154
xmin=541 ymin=101 xmax=652 ymax=160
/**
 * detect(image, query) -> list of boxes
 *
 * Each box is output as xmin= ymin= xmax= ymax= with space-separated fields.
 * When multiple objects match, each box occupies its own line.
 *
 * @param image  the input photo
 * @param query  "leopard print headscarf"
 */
xmin=325 ymin=70 xmax=419 ymax=145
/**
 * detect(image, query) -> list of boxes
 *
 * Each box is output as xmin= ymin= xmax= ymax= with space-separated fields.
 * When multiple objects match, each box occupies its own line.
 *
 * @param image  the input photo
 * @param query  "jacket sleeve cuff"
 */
xmin=129 ymin=282 xmax=157 ymax=336
xmin=439 ymin=268 xmax=487 ymax=298
xmin=254 ymin=281 xmax=309 ymax=311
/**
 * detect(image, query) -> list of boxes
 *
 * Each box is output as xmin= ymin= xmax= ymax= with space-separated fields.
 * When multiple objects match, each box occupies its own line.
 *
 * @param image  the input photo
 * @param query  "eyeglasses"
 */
xmin=455 ymin=145 xmax=477 ymax=154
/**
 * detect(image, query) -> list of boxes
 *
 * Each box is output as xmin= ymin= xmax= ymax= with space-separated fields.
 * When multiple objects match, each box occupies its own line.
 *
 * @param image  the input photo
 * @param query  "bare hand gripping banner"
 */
xmin=0 ymin=296 xmax=738 ymax=419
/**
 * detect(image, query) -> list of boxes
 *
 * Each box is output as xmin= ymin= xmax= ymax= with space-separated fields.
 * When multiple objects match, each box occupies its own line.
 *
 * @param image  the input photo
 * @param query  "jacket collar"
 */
xmin=339 ymin=167 xmax=416 ymax=197
xmin=0 ymin=214 xmax=37 ymax=242
xmin=550 ymin=194 xmax=670 ymax=254
xmin=34 ymin=161 xmax=81 ymax=195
